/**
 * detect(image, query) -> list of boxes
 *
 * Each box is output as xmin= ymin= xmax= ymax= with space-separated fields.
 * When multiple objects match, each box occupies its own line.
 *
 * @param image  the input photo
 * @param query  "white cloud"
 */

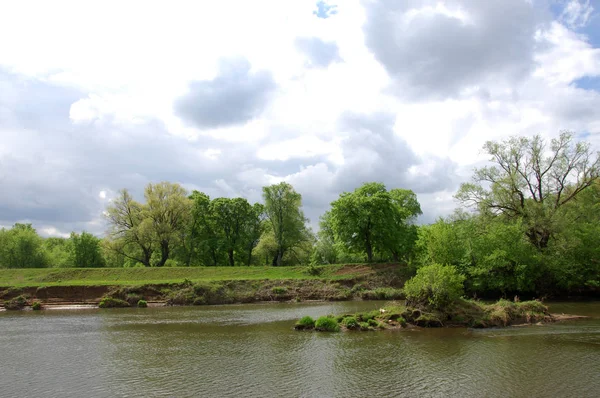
xmin=0 ymin=0 xmax=599 ymax=234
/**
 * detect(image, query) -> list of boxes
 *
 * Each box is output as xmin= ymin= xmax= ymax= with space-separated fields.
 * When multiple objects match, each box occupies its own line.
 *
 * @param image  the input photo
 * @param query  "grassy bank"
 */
xmin=0 ymin=264 xmax=405 ymax=288
xmin=0 ymin=264 xmax=412 ymax=308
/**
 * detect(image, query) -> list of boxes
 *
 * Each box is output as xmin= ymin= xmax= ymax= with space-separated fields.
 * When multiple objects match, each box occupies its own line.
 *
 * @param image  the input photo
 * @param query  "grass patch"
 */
xmin=98 ymin=297 xmax=130 ymax=308
xmin=315 ymin=316 xmax=340 ymax=332
xmin=295 ymin=316 xmax=315 ymax=330
xmin=4 ymin=295 xmax=27 ymax=310
xmin=137 ymin=299 xmax=148 ymax=308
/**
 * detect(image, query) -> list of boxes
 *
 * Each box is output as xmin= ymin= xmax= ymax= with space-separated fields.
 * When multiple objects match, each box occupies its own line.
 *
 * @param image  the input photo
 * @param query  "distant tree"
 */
xmin=456 ymin=132 xmax=599 ymax=250
xmin=243 ymin=203 xmax=265 ymax=266
xmin=210 ymin=197 xmax=254 ymax=266
xmin=105 ymin=183 xmax=191 ymax=267
xmin=262 ymin=182 xmax=309 ymax=266
xmin=70 ymin=231 xmax=105 ymax=268
xmin=144 ymin=182 xmax=191 ymax=267
xmin=329 ymin=182 xmax=421 ymax=262
xmin=0 ymin=224 xmax=48 ymax=268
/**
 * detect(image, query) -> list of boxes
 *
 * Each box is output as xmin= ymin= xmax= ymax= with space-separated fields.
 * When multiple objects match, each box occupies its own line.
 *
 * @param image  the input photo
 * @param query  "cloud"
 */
xmin=174 ymin=57 xmax=277 ymax=129
xmin=362 ymin=0 xmax=540 ymax=99
xmin=295 ymin=37 xmax=342 ymax=68
xmin=559 ymin=0 xmax=594 ymax=29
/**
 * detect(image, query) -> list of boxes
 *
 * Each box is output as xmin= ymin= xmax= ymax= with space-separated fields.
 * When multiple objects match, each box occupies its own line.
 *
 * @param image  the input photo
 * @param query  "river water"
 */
xmin=1 ymin=301 xmax=599 ymax=398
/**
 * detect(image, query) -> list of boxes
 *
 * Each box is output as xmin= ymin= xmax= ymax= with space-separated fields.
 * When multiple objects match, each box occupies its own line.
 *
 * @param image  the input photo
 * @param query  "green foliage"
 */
xmin=4 ymin=295 xmax=28 ymax=310
xmin=70 ymin=231 xmax=105 ymax=268
xmin=314 ymin=316 xmax=340 ymax=332
xmin=328 ymin=183 xmax=421 ymax=263
xmin=98 ymin=297 xmax=130 ymax=308
xmin=0 ymin=224 xmax=48 ymax=268
xmin=32 ymin=301 xmax=42 ymax=310
xmin=341 ymin=316 xmax=359 ymax=329
xmin=404 ymin=264 xmax=465 ymax=310
xmin=295 ymin=316 xmax=315 ymax=330
xmin=263 ymin=182 xmax=310 ymax=266
xmin=271 ymin=286 xmax=287 ymax=294
xmin=305 ymin=264 xmax=324 ymax=276
xmin=137 ymin=299 xmax=148 ymax=308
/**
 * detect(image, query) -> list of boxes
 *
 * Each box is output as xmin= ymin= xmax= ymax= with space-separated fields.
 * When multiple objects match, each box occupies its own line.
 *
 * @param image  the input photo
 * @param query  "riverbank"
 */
xmin=0 ymin=264 xmax=410 ymax=309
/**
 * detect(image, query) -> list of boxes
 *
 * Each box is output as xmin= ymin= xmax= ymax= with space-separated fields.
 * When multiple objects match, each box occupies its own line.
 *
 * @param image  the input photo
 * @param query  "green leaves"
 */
xmin=328 ymin=182 xmax=421 ymax=262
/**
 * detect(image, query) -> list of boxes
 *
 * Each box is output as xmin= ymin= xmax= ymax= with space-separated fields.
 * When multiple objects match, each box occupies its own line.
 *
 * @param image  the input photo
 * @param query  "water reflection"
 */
xmin=1 ymin=301 xmax=598 ymax=398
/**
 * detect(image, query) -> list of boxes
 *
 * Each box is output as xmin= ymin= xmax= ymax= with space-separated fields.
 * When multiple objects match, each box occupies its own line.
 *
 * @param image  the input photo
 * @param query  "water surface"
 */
xmin=1 ymin=301 xmax=599 ymax=397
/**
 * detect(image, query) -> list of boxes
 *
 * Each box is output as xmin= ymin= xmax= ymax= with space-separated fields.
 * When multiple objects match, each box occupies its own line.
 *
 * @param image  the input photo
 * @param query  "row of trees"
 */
xmin=0 ymin=224 xmax=104 ymax=269
xmin=1 ymin=131 xmax=598 ymax=296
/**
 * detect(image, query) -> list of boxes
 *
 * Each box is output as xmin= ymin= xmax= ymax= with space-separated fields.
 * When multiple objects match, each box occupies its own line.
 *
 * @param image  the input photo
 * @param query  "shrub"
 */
xmin=271 ymin=287 xmax=287 ymax=295
xmin=137 ymin=299 xmax=148 ymax=308
xmin=98 ymin=297 xmax=130 ymax=308
xmin=32 ymin=301 xmax=42 ymax=311
xmin=341 ymin=316 xmax=359 ymax=329
xmin=306 ymin=264 xmax=323 ymax=276
xmin=315 ymin=316 xmax=340 ymax=332
xmin=295 ymin=316 xmax=316 ymax=330
xmin=4 ymin=295 xmax=28 ymax=310
xmin=404 ymin=264 xmax=465 ymax=310
xmin=125 ymin=293 xmax=143 ymax=306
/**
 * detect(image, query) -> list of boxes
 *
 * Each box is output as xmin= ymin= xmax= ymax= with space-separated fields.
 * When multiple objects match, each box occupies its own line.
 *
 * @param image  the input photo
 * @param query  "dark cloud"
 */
xmin=174 ymin=57 xmax=276 ymax=129
xmin=363 ymin=0 xmax=541 ymax=99
xmin=295 ymin=37 xmax=342 ymax=68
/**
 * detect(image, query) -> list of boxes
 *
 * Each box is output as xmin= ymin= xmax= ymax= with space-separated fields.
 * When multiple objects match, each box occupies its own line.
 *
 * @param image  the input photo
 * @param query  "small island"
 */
xmin=295 ymin=264 xmax=587 ymax=331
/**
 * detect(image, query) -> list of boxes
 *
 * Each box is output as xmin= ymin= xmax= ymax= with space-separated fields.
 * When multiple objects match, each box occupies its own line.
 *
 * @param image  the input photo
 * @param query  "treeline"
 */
xmin=0 ymin=132 xmax=598 ymax=296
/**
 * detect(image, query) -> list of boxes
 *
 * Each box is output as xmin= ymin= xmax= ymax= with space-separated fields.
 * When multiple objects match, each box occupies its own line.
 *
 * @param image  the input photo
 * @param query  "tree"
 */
xmin=144 ymin=182 xmax=191 ymax=267
xmin=262 ymin=182 xmax=308 ymax=266
xmin=210 ymin=197 xmax=253 ymax=266
xmin=456 ymin=132 xmax=599 ymax=250
xmin=70 ymin=231 xmax=105 ymax=268
xmin=105 ymin=183 xmax=191 ymax=267
xmin=0 ymin=224 xmax=48 ymax=268
xmin=329 ymin=182 xmax=421 ymax=262
xmin=105 ymin=189 xmax=154 ymax=267
xmin=243 ymin=203 xmax=265 ymax=266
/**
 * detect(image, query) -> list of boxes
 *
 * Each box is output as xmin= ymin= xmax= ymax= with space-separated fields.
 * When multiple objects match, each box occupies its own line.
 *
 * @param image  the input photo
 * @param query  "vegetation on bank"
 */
xmin=0 ymin=132 xmax=598 ymax=299
xmin=296 ymin=263 xmax=563 ymax=330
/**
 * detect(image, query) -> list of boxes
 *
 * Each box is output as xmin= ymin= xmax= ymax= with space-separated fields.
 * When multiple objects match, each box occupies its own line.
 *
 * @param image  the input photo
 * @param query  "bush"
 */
xmin=137 ymin=299 xmax=148 ymax=308
xmin=98 ymin=297 xmax=130 ymax=308
xmin=32 ymin=301 xmax=42 ymax=310
xmin=315 ymin=316 xmax=340 ymax=332
xmin=271 ymin=287 xmax=287 ymax=295
xmin=4 ymin=295 xmax=28 ymax=310
xmin=306 ymin=264 xmax=323 ymax=276
xmin=295 ymin=316 xmax=316 ymax=330
xmin=404 ymin=264 xmax=465 ymax=310
xmin=341 ymin=316 xmax=359 ymax=329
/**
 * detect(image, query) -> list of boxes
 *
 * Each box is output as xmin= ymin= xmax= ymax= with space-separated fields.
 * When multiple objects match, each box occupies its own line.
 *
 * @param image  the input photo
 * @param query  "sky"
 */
xmin=0 ymin=0 xmax=599 ymax=237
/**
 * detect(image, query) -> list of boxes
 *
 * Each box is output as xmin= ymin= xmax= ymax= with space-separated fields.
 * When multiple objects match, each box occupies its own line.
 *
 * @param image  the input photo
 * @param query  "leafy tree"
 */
xmin=456 ymin=132 xmax=599 ymax=250
xmin=106 ymin=183 xmax=190 ymax=267
xmin=44 ymin=237 xmax=73 ymax=268
xmin=242 ymin=203 xmax=265 ymax=266
xmin=144 ymin=182 xmax=191 ymax=267
xmin=106 ymin=189 xmax=155 ymax=267
xmin=70 ymin=231 xmax=105 ymax=268
xmin=210 ymin=197 xmax=253 ymax=266
xmin=329 ymin=182 xmax=421 ymax=262
xmin=263 ymin=182 xmax=309 ymax=266
xmin=0 ymin=224 xmax=48 ymax=268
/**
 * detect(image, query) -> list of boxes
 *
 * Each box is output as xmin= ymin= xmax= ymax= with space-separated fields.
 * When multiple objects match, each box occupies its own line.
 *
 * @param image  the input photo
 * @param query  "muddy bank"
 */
xmin=0 ymin=273 xmax=407 ymax=310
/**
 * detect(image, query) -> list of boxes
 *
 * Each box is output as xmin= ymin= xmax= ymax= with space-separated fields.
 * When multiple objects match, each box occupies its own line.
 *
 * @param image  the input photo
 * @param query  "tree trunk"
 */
xmin=365 ymin=240 xmax=373 ymax=263
xmin=246 ymin=245 xmax=253 ymax=266
xmin=157 ymin=241 xmax=169 ymax=267
xmin=392 ymin=251 xmax=399 ymax=263
xmin=228 ymin=249 xmax=235 ymax=267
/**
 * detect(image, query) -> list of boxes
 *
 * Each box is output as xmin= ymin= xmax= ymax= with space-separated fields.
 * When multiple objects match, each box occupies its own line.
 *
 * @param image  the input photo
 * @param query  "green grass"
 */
xmin=0 ymin=264 xmax=379 ymax=288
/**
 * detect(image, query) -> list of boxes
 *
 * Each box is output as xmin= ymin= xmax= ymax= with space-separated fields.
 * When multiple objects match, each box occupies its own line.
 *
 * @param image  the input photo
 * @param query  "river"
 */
xmin=1 ymin=301 xmax=599 ymax=397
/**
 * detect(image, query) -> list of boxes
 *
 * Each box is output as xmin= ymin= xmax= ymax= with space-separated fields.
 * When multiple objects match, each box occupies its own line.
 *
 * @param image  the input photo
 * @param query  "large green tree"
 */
xmin=262 ymin=182 xmax=308 ymax=266
xmin=329 ymin=182 xmax=421 ymax=262
xmin=70 ymin=231 xmax=105 ymax=268
xmin=456 ymin=132 xmax=599 ymax=250
xmin=210 ymin=197 xmax=253 ymax=266
xmin=0 ymin=224 xmax=48 ymax=268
